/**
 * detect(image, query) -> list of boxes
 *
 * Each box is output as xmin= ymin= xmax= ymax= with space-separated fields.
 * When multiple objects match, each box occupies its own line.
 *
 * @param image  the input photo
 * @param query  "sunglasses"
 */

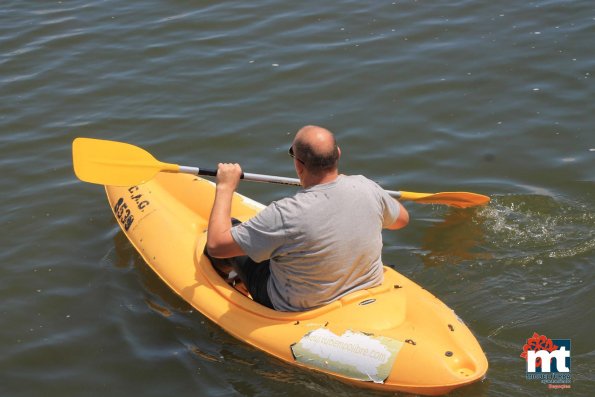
xmin=288 ymin=145 xmax=306 ymax=165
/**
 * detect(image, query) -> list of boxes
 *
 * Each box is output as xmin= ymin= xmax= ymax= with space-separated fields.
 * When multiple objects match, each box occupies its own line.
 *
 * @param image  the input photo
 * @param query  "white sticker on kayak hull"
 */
xmin=291 ymin=328 xmax=403 ymax=383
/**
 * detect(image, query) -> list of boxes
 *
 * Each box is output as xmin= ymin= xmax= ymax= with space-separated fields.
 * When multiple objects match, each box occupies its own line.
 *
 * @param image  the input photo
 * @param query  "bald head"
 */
xmin=293 ymin=125 xmax=340 ymax=175
xmin=295 ymin=125 xmax=336 ymax=150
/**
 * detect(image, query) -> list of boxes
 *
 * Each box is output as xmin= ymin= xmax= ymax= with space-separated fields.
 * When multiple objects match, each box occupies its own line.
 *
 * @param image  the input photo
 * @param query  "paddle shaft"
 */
xmin=178 ymin=166 xmax=405 ymax=199
xmin=179 ymin=167 xmax=489 ymax=207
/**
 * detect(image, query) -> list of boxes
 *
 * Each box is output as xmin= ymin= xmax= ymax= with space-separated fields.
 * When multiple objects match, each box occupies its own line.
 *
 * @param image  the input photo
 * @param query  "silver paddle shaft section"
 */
xmin=178 ymin=166 xmax=302 ymax=186
xmin=178 ymin=166 xmax=402 ymax=197
xmin=385 ymin=190 xmax=402 ymax=199
xmin=242 ymin=172 xmax=301 ymax=186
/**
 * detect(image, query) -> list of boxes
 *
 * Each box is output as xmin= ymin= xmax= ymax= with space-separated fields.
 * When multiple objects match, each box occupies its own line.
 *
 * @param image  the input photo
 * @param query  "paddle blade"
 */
xmin=398 ymin=191 xmax=490 ymax=208
xmin=72 ymin=138 xmax=179 ymax=186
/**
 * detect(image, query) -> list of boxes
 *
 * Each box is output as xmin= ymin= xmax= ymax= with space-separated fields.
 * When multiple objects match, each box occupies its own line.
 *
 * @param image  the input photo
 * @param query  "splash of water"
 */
xmin=473 ymin=194 xmax=594 ymax=265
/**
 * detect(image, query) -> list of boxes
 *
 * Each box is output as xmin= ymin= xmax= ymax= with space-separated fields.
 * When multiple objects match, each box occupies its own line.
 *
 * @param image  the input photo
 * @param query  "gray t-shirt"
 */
xmin=231 ymin=174 xmax=400 ymax=312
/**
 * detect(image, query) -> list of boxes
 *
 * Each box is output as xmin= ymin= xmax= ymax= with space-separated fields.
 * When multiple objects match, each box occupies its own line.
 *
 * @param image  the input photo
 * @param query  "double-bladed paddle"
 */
xmin=72 ymin=137 xmax=490 ymax=208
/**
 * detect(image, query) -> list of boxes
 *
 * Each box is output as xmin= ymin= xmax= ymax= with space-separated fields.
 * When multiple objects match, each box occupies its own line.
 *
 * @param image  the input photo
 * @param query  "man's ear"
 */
xmin=295 ymin=160 xmax=305 ymax=176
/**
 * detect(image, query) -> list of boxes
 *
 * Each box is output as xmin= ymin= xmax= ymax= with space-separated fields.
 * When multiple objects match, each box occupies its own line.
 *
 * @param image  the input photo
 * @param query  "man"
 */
xmin=206 ymin=125 xmax=409 ymax=312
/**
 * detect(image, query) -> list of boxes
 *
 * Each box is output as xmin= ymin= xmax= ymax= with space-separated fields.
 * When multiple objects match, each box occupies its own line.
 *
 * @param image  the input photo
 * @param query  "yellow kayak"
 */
xmin=105 ymin=172 xmax=488 ymax=395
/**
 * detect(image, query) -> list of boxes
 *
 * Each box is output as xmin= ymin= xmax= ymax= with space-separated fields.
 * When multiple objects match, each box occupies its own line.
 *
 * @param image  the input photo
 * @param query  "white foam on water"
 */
xmin=473 ymin=195 xmax=595 ymax=264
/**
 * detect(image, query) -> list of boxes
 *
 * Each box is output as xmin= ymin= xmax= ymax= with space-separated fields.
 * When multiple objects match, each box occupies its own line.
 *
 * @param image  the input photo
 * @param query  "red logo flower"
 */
xmin=520 ymin=332 xmax=559 ymax=368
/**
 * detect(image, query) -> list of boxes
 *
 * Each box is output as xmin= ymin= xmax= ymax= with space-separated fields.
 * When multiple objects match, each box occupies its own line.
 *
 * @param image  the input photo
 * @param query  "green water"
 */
xmin=1 ymin=1 xmax=593 ymax=396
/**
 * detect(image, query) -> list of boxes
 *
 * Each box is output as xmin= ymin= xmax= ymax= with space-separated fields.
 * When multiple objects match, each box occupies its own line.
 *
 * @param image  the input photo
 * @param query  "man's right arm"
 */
xmin=386 ymin=200 xmax=409 ymax=230
xmin=206 ymin=163 xmax=247 ymax=258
